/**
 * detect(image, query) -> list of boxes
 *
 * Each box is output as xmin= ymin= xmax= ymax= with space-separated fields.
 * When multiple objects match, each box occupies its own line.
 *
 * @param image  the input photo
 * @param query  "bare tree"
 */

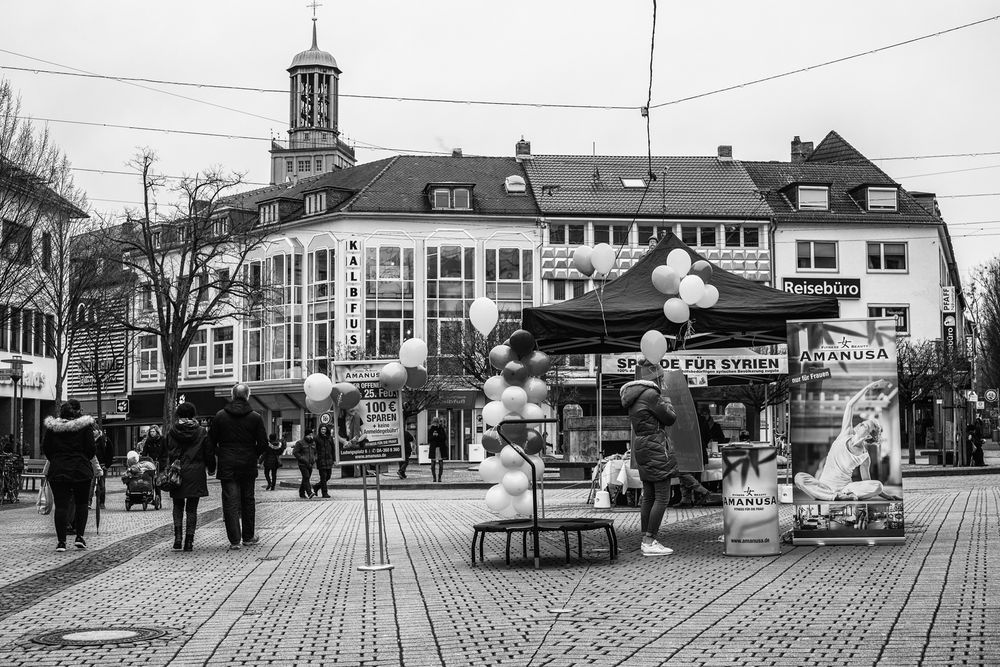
xmin=436 ymin=316 xmax=521 ymax=388
xmin=968 ymin=258 xmax=1000 ymax=394
xmin=95 ymin=149 xmax=272 ymax=424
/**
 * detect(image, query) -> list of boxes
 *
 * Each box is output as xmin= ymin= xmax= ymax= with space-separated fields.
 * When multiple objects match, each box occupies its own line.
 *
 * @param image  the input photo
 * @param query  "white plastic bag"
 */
xmin=37 ymin=480 xmax=53 ymax=515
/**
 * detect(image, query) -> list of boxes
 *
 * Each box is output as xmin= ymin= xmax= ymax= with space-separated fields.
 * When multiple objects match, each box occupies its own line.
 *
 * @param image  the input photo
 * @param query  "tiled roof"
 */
xmin=807 ymin=130 xmax=872 ymax=164
xmin=342 ymin=155 xmax=539 ymax=216
xmin=743 ymin=160 xmax=939 ymax=224
xmin=523 ymin=156 xmax=768 ymax=219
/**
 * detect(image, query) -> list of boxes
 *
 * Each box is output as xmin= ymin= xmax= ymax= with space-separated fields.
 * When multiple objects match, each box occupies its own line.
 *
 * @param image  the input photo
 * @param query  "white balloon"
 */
xmin=501 ymin=470 xmax=530 ymax=496
xmin=666 ymin=248 xmax=692 ymax=276
xmin=511 ymin=490 xmax=534 ymax=515
xmin=521 ymin=403 xmax=545 ymax=421
xmin=663 ymin=297 xmax=690 ymax=324
xmin=640 ymin=329 xmax=667 ymax=364
xmin=483 ymin=375 xmax=508 ymax=401
xmin=399 ymin=338 xmax=428 ymax=367
xmin=696 ymin=284 xmax=720 ymax=308
xmin=478 ymin=456 xmax=506 ymax=483
xmin=303 ymin=373 xmax=333 ymax=401
xmin=573 ymin=245 xmax=595 ymax=276
xmin=485 ymin=484 xmax=512 ymax=512
xmin=469 ymin=297 xmax=499 ymax=336
xmin=678 ymin=275 xmax=706 ymax=305
xmin=528 ymin=455 xmax=546 ymax=478
xmin=524 ymin=377 xmax=548 ymax=403
xmin=497 ymin=505 xmax=518 ymax=519
xmin=651 ymin=265 xmax=681 ymax=295
xmin=501 ymin=386 xmax=528 ymax=413
xmin=591 ymin=243 xmax=616 ymax=275
xmin=482 ymin=400 xmax=509 ymax=427
xmin=499 ymin=445 xmax=523 ymax=469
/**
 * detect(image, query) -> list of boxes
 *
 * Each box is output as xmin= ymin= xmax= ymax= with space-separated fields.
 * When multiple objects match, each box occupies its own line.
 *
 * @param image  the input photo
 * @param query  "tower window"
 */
xmin=315 ymin=157 xmax=323 ymax=172
xmin=297 ymin=159 xmax=311 ymax=173
xmin=286 ymin=159 xmax=293 ymax=173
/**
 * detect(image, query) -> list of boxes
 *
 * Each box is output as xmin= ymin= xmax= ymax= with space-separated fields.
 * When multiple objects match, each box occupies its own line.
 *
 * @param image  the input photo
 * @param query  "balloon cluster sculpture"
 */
xmin=303 ymin=372 xmax=361 ymax=414
xmin=476 ymin=326 xmax=550 ymax=517
xmin=378 ymin=337 xmax=429 ymax=391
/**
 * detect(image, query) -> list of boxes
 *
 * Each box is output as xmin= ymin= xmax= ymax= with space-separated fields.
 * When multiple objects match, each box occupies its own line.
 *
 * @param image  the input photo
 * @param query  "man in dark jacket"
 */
xmin=209 ymin=383 xmax=268 ymax=549
xmin=293 ymin=430 xmax=317 ymax=499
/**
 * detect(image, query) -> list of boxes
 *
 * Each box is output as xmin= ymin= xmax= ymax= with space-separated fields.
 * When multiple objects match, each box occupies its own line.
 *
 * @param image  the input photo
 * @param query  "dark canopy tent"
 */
xmin=522 ymin=233 xmax=840 ymax=354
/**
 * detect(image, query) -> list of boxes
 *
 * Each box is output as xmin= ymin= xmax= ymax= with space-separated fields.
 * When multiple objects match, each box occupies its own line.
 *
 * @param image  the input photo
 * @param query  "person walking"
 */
xmin=209 ymin=384 xmax=269 ymax=550
xmin=293 ymin=430 xmax=317 ymax=499
xmin=93 ymin=427 xmax=114 ymax=510
xmin=165 ymin=402 xmax=214 ymax=552
xmin=619 ymin=380 xmax=677 ymax=557
xmin=42 ymin=400 xmax=96 ymax=552
xmin=398 ymin=427 xmax=414 ymax=479
xmin=312 ymin=425 xmax=335 ymax=498
xmin=139 ymin=425 xmax=167 ymax=507
xmin=428 ymin=418 xmax=447 ymax=483
xmin=261 ymin=433 xmax=283 ymax=491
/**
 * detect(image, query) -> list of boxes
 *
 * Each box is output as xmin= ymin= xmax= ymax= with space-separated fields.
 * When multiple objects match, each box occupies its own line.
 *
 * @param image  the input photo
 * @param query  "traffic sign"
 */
xmin=115 ymin=399 xmax=130 ymax=414
xmin=985 ymin=389 xmax=998 ymax=403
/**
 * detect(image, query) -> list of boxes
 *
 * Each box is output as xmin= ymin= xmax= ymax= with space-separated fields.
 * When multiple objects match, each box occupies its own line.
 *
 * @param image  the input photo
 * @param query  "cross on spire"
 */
xmin=307 ymin=1 xmax=322 ymax=18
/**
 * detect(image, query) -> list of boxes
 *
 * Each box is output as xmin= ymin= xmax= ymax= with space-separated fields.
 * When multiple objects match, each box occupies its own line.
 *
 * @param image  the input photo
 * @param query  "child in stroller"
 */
xmin=121 ymin=450 xmax=162 ymax=511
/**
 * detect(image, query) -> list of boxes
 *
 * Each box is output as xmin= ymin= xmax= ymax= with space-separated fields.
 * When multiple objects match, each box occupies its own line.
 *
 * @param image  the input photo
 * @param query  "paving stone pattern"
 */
xmin=0 ymin=476 xmax=996 ymax=665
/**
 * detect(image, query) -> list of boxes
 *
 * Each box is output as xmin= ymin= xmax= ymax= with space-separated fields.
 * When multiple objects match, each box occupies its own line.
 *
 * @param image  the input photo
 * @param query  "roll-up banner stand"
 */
xmin=786 ymin=318 xmax=905 ymax=546
xmin=721 ymin=444 xmax=780 ymax=556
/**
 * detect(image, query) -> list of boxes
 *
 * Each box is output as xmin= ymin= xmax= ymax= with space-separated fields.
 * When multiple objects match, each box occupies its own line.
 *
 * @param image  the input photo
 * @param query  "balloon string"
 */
xmin=594 ymin=274 xmax=611 ymax=341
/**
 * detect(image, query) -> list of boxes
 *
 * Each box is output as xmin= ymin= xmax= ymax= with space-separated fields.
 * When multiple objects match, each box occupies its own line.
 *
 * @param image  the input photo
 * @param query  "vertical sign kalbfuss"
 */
xmin=787 ymin=318 xmax=904 ymax=546
xmin=343 ymin=238 xmax=364 ymax=349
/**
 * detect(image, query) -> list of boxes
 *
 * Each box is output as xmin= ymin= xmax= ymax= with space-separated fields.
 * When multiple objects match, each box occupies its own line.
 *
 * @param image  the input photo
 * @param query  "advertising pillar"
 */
xmin=721 ymin=444 xmax=780 ymax=556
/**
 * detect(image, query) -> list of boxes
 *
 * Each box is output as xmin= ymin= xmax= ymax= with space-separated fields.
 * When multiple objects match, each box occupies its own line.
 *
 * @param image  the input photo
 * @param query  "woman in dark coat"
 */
xmin=312 ymin=424 xmax=335 ymax=498
xmin=619 ymin=380 xmax=677 ymax=557
xmin=42 ymin=399 xmax=96 ymax=552
xmin=261 ymin=433 xmax=283 ymax=491
xmin=165 ymin=402 xmax=214 ymax=551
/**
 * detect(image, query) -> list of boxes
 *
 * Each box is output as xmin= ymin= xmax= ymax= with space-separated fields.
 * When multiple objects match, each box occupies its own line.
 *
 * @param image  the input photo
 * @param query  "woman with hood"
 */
xmin=42 ymin=399 xmax=96 ymax=552
xmin=619 ymin=379 xmax=677 ymax=557
xmin=165 ymin=402 xmax=215 ymax=551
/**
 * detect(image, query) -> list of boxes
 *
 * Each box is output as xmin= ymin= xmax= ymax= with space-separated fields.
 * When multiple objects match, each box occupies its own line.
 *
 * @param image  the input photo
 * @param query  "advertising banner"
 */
xmin=602 ymin=351 xmax=787 ymax=376
xmin=721 ymin=444 xmax=780 ymax=556
xmin=332 ymin=360 xmax=404 ymax=466
xmin=786 ymin=318 xmax=904 ymax=545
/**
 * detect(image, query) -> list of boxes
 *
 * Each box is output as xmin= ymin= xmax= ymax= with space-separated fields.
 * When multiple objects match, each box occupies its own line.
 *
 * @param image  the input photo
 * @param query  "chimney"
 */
xmin=791 ymin=136 xmax=814 ymax=163
xmin=515 ymin=136 xmax=532 ymax=161
xmin=451 ymin=148 xmax=463 ymax=158
xmin=909 ymin=191 xmax=941 ymax=218
xmin=717 ymin=145 xmax=733 ymax=161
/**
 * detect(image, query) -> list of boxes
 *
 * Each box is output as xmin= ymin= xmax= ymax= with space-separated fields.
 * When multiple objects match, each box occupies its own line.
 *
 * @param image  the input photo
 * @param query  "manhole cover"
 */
xmin=33 ymin=627 xmax=166 ymax=646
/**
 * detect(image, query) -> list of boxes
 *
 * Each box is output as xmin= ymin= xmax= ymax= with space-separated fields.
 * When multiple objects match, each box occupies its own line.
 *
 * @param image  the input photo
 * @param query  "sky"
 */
xmin=2 ymin=0 xmax=998 ymax=283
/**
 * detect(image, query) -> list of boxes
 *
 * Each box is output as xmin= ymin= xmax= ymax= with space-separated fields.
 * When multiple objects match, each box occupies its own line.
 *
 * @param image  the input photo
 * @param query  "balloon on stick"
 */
xmin=651 ymin=265 xmax=681 ymax=295
xmin=489 ymin=344 xmax=516 ymax=371
xmin=398 ymin=338 xmax=428 ymax=367
xmin=404 ymin=365 xmax=428 ymax=389
xmin=591 ymin=243 xmax=616 ymax=275
xmin=469 ymin=297 xmax=499 ymax=336
xmin=690 ymin=260 xmax=714 ymax=284
xmin=303 ymin=373 xmax=333 ymax=401
xmin=678 ymin=275 xmax=706 ymax=305
xmin=483 ymin=375 xmax=508 ymax=401
xmin=508 ymin=329 xmax=536 ymax=358
xmin=640 ymin=329 xmax=668 ymax=364
xmin=666 ymin=248 xmax=692 ymax=276
xmin=573 ymin=245 xmax=596 ymax=277
xmin=696 ymin=284 xmax=720 ymax=308
xmin=378 ymin=362 xmax=408 ymax=391
xmin=663 ymin=298 xmax=690 ymax=324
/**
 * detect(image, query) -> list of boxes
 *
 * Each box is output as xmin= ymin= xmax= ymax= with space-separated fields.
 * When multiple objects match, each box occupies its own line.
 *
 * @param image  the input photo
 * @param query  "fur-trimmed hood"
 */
xmin=43 ymin=415 xmax=95 ymax=433
xmin=619 ymin=380 xmax=661 ymax=410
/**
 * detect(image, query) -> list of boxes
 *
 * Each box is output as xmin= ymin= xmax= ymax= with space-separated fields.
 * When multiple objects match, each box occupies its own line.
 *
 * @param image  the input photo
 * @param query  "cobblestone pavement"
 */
xmin=0 ymin=474 xmax=996 ymax=666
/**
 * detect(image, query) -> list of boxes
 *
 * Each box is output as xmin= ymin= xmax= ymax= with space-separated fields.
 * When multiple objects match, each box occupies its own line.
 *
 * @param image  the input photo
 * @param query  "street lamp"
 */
xmin=2 ymin=355 xmax=32 ymax=456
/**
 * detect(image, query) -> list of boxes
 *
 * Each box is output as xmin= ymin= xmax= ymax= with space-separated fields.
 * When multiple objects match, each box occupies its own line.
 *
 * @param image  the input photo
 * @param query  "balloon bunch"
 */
xmin=378 ymin=338 xmax=429 ymax=391
xmin=653 ymin=248 xmax=720 ymax=324
xmin=571 ymin=243 xmax=616 ymax=278
xmin=477 ymin=328 xmax=550 ymax=516
xmin=303 ymin=373 xmax=361 ymax=414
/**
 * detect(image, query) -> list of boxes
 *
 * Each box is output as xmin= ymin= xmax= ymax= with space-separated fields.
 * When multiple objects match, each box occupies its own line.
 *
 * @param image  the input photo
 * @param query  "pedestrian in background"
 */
xmin=293 ymin=430 xmax=316 ymax=498
xmin=428 ymin=417 xmax=447 ymax=483
xmin=93 ymin=427 xmax=113 ymax=510
xmin=398 ymin=428 xmax=414 ymax=479
xmin=261 ymin=432 xmax=283 ymax=491
xmin=165 ymin=402 xmax=214 ymax=551
xmin=209 ymin=383 xmax=268 ymax=550
xmin=42 ymin=400 xmax=96 ymax=552
xmin=313 ymin=425 xmax=334 ymax=498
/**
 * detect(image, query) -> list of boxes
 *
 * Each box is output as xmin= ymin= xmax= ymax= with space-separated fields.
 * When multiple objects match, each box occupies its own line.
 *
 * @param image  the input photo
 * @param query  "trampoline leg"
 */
xmin=563 ymin=530 xmax=571 ymax=564
xmin=505 ymin=531 xmax=512 ymax=566
xmin=577 ymin=530 xmax=583 ymax=559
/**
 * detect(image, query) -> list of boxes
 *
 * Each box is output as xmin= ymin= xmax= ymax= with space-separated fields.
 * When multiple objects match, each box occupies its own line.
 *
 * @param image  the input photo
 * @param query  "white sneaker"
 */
xmin=641 ymin=540 xmax=674 ymax=556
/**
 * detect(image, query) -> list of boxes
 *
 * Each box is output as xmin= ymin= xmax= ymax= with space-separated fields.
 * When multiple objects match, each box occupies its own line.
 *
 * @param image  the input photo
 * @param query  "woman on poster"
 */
xmin=794 ymin=379 xmax=900 ymax=502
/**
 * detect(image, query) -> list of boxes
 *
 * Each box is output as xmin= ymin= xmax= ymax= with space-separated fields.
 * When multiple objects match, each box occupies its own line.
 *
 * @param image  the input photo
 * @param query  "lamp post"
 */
xmin=2 ymin=355 xmax=32 ymax=456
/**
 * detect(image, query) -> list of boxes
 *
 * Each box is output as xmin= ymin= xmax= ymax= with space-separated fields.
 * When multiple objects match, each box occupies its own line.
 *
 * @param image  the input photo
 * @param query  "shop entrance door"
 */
xmin=429 ymin=409 xmax=465 ymax=460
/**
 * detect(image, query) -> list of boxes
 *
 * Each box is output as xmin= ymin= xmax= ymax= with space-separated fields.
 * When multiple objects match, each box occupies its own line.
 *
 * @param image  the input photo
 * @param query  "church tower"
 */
xmin=270 ymin=18 xmax=356 ymax=185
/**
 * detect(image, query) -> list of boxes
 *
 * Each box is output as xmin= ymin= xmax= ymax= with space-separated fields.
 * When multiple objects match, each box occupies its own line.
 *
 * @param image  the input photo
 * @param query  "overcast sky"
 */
xmin=2 ymin=0 xmax=998 ymax=281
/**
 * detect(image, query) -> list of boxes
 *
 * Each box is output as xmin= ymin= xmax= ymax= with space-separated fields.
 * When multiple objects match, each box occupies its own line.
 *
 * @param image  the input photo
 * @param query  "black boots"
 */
xmin=172 ymin=526 xmax=183 ymax=551
xmin=183 ymin=533 xmax=194 ymax=551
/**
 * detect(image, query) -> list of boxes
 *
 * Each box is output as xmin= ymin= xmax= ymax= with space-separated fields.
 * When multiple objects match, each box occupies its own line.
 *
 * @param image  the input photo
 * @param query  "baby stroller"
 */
xmin=122 ymin=461 xmax=162 ymax=511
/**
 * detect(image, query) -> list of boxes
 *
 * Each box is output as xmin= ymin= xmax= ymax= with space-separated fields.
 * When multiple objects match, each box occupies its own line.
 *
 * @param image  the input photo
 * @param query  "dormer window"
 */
xmin=429 ymin=185 xmax=473 ymax=211
xmin=504 ymin=175 xmax=526 ymax=194
xmin=305 ymin=191 xmax=327 ymax=216
xmin=797 ymin=186 xmax=829 ymax=211
xmin=259 ymin=202 xmax=279 ymax=225
xmin=867 ymin=187 xmax=897 ymax=212
xmin=211 ymin=216 xmax=228 ymax=237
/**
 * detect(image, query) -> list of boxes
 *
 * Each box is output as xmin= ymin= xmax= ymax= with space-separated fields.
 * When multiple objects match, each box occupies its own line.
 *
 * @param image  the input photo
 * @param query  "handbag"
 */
xmin=155 ymin=461 xmax=182 ymax=492
xmin=37 ymin=480 xmax=53 ymax=515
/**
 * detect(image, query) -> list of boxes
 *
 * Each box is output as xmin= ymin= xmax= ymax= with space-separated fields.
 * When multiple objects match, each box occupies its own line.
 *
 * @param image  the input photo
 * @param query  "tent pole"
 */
xmin=596 ymin=354 xmax=603 ymax=459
